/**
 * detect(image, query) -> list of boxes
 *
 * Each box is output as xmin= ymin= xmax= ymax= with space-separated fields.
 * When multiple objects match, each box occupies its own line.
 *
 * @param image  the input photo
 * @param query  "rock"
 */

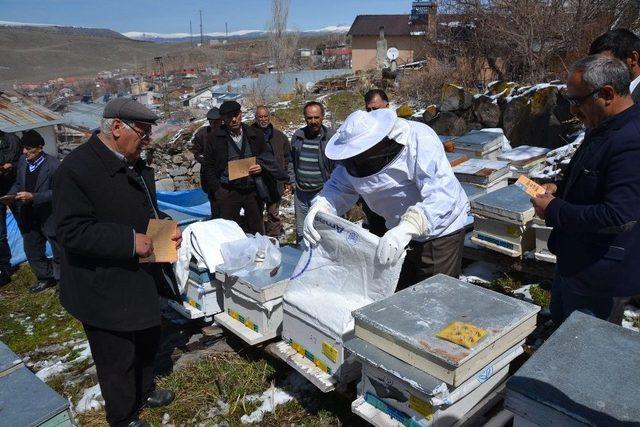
xmin=487 ymin=81 xmax=518 ymax=98
xmin=171 ymin=155 xmax=183 ymax=164
xmin=472 ymin=95 xmax=501 ymax=128
xmin=184 ymin=151 xmax=195 ymax=162
xmin=155 ymin=178 xmax=175 ymax=192
xmin=192 ymin=162 xmax=201 ymax=174
xmin=440 ymin=83 xmax=473 ymax=112
xmin=422 ymin=104 xmax=439 ymax=122
xmin=502 ymin=96 xmax=531 ymax=145
xmin=426 ymin=111 xmax=470 ymax=136
xmin=169 ymin=166 xmax=188 ymax=177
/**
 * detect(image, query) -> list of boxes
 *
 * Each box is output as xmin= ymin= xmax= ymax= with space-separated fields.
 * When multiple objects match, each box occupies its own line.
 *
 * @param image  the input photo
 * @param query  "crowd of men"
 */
xmin=0 ymin=28 xmax=638 ymax=427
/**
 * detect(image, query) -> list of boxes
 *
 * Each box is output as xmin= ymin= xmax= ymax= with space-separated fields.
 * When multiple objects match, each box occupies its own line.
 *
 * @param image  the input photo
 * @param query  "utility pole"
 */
xmin=199 ymin=10 xmax=204 ymax=45
xmin=225 ymin=22 xmax=228 ymax=38
xmin=154 ymin=56 xmax=170 ymax=115
xmin=190 ymin=20 xmax=193 ymax=48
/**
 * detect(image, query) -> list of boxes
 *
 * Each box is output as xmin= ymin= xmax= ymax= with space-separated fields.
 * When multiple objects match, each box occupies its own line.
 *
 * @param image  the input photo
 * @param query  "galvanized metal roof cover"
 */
xmin=461 ymin=182 xmax=487 ymax=202
xmin=453 ymin=130 xmax=503 ymax=150
xmin=507 ymin=311 xmax=640 ymax=425
xmin=0 ymin=340 xmax=21 ymax=374
xmin=0 ymin=366 xmax=69 ymax=426
xmin=353 ymin=274 xmax=539 ymax=367
xmin=471 ymin=184 xmax=534 ymax=216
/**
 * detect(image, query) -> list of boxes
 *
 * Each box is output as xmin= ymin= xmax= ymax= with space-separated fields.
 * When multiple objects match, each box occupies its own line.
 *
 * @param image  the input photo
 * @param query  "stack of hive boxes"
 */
xmin=168 ymin=259 xmax=224 ymax=321
xmin=470 ymin=185 xmax=537 ymax=257
xmin=452 ymin=129 xmax=506 ymax=161
xmin=346 ymin=275 xmax=540 ymax=427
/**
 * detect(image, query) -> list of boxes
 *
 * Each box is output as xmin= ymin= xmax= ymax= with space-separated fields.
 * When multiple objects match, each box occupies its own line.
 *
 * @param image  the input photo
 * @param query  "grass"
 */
xmin=529 ymin=284 xmax=551 ymax=309
xmin=270 ymin=99 xmax=306 ymax=130
xmin=76 ymin=350 xmax=357 ymax=427
xmin=0 ymin=265 xmax=84 ymax=355
xmin=324 ymin=91 xmax=363 ymax=123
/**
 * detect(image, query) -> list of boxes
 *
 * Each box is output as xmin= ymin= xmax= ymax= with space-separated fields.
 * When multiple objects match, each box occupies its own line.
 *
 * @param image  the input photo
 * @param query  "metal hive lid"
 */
xmin=353 ymin=274 xmax=539 ymax=368
xmin=507 ymin=311 xmax=640 ymax=424
xmin=453 ymin=130 xmax=503 ymax=151
xmin=471 ymin=184 xmax=534 ymax=215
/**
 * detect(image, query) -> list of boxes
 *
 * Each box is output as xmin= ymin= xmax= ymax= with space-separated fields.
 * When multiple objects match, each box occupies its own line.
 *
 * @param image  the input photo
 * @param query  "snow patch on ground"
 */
xmin=240 ymin=373 xmax=314 ymax=424
xmin=460 ymin=261 xmax=503 ymax=284
xmin=76 ymin=383 xmax=104 ymax=413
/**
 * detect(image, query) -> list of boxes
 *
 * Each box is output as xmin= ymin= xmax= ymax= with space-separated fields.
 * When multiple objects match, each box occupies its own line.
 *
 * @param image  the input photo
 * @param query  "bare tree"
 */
xmin=268 ymin=0 xmax=298 ymax=82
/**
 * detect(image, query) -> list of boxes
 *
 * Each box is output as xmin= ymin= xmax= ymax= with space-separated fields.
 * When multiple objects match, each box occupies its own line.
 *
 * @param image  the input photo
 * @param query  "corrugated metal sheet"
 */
xmin=0 ymin=93 xmax=64 ymax=133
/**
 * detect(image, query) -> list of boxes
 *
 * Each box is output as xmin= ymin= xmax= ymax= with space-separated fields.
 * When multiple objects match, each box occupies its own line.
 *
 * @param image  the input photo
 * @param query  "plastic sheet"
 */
xmin=284 ymin=212 xmax=404 ymax=339
xmin=220 ymin=234 xmax=282 ymax=276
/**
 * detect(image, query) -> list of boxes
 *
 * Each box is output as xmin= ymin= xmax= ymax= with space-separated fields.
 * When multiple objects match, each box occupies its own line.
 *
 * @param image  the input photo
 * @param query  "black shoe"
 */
xmin=0 ymin=269 xmax=11 ymax=287
xmin=29 ymin=280 xmax=57 ymax=293
xmin=145 ymin=388 xmax=175 ymax=408
xmin=127 ymin=419 xmax=150 ymax=427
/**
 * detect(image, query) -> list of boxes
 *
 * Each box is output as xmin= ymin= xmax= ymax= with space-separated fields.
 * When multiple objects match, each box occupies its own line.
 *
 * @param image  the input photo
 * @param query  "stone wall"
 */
xmin=423 ymin=82 xmax=583 ymax=149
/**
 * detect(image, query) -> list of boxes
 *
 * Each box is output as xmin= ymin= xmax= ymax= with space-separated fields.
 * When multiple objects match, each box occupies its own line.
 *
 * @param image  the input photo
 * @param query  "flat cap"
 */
xmin=206 ymin=107 xmax=221 ymax=120
xmin=219 ymin=100 xmax=241 ymax=116
xmin=20 ymin=129 xmax=45 ymax=147
xmin=103 ymin=98 xmax=159 ymax=124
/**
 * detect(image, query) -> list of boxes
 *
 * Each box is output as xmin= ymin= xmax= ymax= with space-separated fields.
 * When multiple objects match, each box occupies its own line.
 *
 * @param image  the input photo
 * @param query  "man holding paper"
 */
xmin=531 ymin=55 xmax=640 ymax=325
xmin=201 ymin=100 xmax=286 ymax=234
xmin=54 ymin=98 xmax=181 ymax=427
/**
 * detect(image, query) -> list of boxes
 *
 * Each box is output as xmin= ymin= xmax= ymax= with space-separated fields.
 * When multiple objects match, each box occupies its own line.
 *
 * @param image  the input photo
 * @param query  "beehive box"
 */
xmin=470 ymin=185 xmax=535 ymax=224
xmin=452 ymin=130 xmax=504 ymax=160
xmin=168 ymin=260 xmax=223 ymax=320
xmin=453 ymin=159 xmax=510 ymax=186
xmin=531 ymin=217 xmax=556 ymax=263
xmin=506 ymin=311 xmax=640 ymax=426
xmin=353 ymin=275 xmax=539 ymax=387
xmin=471 ymin=215 xmax=535 ymax=257
xmin=214 ymin=246 xmax=303 ymax=345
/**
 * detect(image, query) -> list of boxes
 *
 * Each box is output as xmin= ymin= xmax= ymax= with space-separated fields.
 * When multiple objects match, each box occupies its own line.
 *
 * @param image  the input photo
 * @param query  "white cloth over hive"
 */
xmin=174 ymin=219 xmax=246 ymax=292
xmin=320 ymin=118 xmax=469 ymax=242
xmin=284 ymin=212 xmax=405 ymax=339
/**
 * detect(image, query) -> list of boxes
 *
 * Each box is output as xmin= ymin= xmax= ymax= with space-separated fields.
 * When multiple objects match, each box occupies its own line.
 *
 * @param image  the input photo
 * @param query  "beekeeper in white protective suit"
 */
xmin=303 ymin=108 xmax=469 ymax=289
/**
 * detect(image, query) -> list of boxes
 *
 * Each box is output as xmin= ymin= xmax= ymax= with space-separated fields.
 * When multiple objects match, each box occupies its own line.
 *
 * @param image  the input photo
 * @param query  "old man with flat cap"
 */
xmin=53 ymin=98 xmax=181 ymax=427
xmin=201 ymin=100 xmax=287 ymax=234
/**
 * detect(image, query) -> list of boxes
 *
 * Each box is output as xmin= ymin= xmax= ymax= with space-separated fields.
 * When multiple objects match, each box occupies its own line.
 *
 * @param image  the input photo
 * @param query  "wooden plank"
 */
xmin=267 ymin=341 xmax=337 ymax=393
xmin=214 ymin=312 xmax=277 ymax=346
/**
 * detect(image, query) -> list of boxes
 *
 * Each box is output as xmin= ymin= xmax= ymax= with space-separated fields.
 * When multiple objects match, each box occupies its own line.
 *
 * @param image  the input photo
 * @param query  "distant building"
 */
xmin=347 ymin=1 xmax=437 ymax=72
xmin=0 ymin=92 xmax=63 ymax=156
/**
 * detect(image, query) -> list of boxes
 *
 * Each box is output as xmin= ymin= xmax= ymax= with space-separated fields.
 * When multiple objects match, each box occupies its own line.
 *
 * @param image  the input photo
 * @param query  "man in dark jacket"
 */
xmin=252 ymin=105 xmax=290 ymax=237
xmin=54 ymin=99 xmax=181 ymax=427
xmin=0 ymin=130 xmax=21 ymax=285
xmin=589 ymin=29 xmax=640 ymax=104
xmin=290 ymin=102 xmax=335 ymax=244
xmin=201 ymin=100 xmax=286 ymax=235
xmin=533 ymin=55 xmax=640 ymax=325
xmin=9 ymin=130 xmax=60 ymax=293
xmin=192 ymin=107 xmax=222 ymax=217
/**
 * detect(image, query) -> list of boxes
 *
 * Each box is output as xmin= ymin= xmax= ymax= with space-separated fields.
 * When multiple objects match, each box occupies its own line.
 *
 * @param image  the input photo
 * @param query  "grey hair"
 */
xmin=569 ymin=55 xmax=631 ymax=96
xmin=100 ymin=118 xmax=115 ymax=136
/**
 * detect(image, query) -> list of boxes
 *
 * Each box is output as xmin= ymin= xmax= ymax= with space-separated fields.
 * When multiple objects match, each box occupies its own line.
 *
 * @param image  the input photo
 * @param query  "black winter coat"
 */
xmin=201 ymin=123 xmax=288 ymax=202
xmin=53 ymin=134 xmax=169 ymax=331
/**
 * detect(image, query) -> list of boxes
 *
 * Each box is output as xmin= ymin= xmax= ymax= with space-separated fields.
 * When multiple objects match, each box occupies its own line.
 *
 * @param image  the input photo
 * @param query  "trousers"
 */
xmin=83 ymin=324 xmax=161 ymax=427
xmin=213 ymin=185 xmax=264 ymax=235
xmin=21 ymin=222 xmax=60 ymax=281
xmin=397 ymin=228 xmax=466 ymax=290
xmin=265 ymin=200 xmax=282 ymax=238
xmin=0 ymin=204 xmax=11 ymax=270
xmin=294 ymin=188 xmax=321 ymax=244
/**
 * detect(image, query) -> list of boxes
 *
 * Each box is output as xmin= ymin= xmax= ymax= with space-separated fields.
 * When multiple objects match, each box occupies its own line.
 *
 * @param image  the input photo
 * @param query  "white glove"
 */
xmin=376 ymin=207 xmax=429 ymax=265
xmin=302 ymin=196 xmax=335 ymax=247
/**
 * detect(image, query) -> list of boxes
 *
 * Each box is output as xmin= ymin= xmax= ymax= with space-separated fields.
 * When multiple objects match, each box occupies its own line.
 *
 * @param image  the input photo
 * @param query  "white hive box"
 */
xmin=353 ymin=274 xmax=539 ymax=387
xmin=531 ymin=217 xmax=555 ymax=263
xmin=498 ymin=146 xmax=550 ymax=175
xmin=470 ymin=185 xmax=536 ymax=257
xmin=168 ymin=260 xmax=223 ymax=320
xmin=452 ymin=130 xmax=505 ymax=160
xmin=274 ymin=212 xmax=403 ymax=392
xmin=452 ymin=159 xmax=510 ymax=186
xmin=214 ymin=245 xmax=303 ymax=345
xmin=347 ymin=336 xmax=523 ymax=427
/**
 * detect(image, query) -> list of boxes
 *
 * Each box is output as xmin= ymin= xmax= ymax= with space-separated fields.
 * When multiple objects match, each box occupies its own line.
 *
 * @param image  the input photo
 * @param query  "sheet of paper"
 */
xmin=0 ymin=194 xmax=16 ymax=205
xmin=228 ymin=157 xmax=256 ymax=181
xmin=515 ymin=175 xmax=545 ymax=197
xmin=140 ymin=219 xmax=178 ymax=263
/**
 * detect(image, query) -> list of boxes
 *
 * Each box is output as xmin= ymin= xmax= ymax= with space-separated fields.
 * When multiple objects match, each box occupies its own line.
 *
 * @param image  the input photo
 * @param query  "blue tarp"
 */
xmin=7 ymin=189 xmax=210 ymax=267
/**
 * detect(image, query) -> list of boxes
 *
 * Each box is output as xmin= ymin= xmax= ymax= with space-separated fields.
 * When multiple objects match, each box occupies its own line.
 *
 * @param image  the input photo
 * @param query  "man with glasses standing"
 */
xmin=54 ymin=98 xmax=181 ymax=427
xmin=532 ymin=55 xmax=640 ymax=326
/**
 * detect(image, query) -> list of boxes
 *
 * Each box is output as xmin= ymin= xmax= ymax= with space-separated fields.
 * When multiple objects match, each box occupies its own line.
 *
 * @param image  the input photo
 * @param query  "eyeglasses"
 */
xmin=564 ymin=87 xmax=602 ymax=107
xmin=122 ymin=120 xmax=151 ymax=140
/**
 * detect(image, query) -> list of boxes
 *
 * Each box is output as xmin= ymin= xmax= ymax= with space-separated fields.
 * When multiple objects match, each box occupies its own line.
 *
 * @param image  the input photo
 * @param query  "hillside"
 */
xmin=0 ymin=25 xmax=196 ymax=86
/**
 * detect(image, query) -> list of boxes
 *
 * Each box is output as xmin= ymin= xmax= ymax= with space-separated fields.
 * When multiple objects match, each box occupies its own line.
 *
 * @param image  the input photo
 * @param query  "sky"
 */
xmin=1 ymin=0 xmax=411 ymax=34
